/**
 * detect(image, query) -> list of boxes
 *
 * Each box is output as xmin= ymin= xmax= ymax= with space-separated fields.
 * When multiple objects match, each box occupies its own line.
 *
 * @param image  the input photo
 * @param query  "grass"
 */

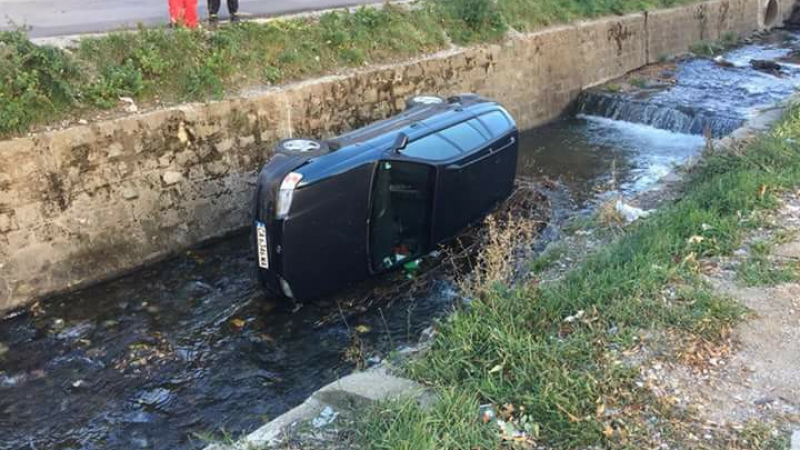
xmin=1 ymin=0 xmax=711 ymax=138
xmin=528 ymin=243 xmax=566 ymax=274
xmin=354 ymin=105 xmax=800 ymax=448
xmin=496 ymin=0 xmax=696 ymax=32
xmin=0 ymin=5 xmax=446 ymax=137
xmin=737 ymin=240 xmax=800 ymax=286
xmin=690 ymin=31 xmax=742 ymax=56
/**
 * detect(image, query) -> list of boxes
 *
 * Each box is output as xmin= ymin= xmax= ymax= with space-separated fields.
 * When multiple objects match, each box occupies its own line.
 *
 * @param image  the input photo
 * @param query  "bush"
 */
xmin=435 ymin=0 xmax=508 ymax=43
xmin=85 ymin=61 xmax=145 ymax=108
xmin=0 ymin=31 xmax=81 ymax=135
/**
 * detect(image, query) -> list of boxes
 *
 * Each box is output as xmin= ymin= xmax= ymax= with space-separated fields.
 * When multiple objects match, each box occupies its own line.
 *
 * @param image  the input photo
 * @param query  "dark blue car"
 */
xmin=252 ymin=94 xmax=519 ymax=299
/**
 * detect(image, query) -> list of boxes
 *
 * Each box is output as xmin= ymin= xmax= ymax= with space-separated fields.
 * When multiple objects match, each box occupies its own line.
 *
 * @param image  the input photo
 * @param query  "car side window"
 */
xmin=401 ymin=134 xmax=461 ymax=160
xmin=438 ymin=121 xmax=488 ymax=153
xmin=478 ymin=111 xmax=513 ymax=137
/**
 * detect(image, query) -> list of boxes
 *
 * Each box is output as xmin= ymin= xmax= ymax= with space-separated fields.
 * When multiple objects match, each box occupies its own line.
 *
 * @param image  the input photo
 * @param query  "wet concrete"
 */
xmin=2 ymin=30 xmax=800 ymax=450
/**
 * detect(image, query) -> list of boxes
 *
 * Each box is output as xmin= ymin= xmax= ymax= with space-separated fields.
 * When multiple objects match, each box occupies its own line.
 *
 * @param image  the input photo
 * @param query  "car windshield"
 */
xmin=369 ymin=160 xmax=434 ymax=271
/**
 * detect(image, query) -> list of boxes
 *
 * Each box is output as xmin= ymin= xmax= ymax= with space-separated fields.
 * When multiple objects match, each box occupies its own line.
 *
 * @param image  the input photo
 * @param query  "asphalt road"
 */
xmin=0 ymin=0 xmax=382 ymax=38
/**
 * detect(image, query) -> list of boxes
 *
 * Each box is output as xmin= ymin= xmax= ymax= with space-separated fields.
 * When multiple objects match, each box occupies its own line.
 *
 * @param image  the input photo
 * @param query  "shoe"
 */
xmin=230 ymin=13 xmax=240 ymax=23
xmin=209 ymin=14 xmax=219 ymax=27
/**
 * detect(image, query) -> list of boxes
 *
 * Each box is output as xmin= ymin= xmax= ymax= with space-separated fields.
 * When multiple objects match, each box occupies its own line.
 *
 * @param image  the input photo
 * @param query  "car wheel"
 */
xmin=405 ymin=95 xmax=445 ymax=110
xmin=273 ymin=138 xmax=329 ymax=157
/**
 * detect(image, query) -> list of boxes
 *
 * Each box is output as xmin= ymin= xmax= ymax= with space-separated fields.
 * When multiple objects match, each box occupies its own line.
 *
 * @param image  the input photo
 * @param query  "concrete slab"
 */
xmin=203 ymin=366 xmax=429 ymax=449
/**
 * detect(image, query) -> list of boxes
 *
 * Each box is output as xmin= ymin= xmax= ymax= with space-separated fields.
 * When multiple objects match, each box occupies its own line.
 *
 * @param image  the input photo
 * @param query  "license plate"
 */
xmin=256 ymin=222 xmax=269 ymax=269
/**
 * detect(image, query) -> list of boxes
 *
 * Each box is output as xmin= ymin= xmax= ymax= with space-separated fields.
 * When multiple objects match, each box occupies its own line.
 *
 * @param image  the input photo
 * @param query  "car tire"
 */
xmin=273 ymin=138 xmax=330 ymax=157
xmin=405 ymin=95 xmax=445 ymax=110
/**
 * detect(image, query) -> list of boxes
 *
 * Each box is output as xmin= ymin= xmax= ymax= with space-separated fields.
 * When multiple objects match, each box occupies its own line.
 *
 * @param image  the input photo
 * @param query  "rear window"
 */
xmin=478 ymin=111 xmax=513 ymax=137
xmin=401 ymin=134 xmax=461 ymax=160
xmin=438 ymin=121 xmax=488 ymax=153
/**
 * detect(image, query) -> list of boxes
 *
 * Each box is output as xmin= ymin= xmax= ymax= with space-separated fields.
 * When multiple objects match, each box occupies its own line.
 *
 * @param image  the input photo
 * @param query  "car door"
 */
xmin=368 ymin=159 xmax=437 ymax=273
xmin=432 ymin=113 xmax=518 ymax=244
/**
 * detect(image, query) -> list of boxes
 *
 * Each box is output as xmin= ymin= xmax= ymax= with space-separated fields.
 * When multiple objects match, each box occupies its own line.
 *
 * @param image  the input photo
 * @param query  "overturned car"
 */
xmin=252 ymin=94 xmax=519 ymax=299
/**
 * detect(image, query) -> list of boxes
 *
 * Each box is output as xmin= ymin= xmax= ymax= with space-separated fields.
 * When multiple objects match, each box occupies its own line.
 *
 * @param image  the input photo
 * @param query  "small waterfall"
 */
xmin=577 ymin=91 xmax=745 ymax=138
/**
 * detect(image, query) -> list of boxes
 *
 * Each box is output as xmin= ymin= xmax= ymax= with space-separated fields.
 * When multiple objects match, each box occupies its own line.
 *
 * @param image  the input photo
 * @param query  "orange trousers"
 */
xmin=168 ymin=0 xmax=198 ymax=27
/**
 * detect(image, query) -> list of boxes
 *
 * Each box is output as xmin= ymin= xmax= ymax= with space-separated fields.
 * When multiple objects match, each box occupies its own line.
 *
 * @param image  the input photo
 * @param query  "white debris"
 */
xmin=311 ymin=406 xmax=338 ymax=428
xmin=119 ymin=97 xmax=138 ymax=113
xmin=564 ymin=310 xmax=585 ymax=323
xmin=791 ymin=429 xmax=800 ymax=450
xmin=615 ymin=200 xmax=651 ymax=223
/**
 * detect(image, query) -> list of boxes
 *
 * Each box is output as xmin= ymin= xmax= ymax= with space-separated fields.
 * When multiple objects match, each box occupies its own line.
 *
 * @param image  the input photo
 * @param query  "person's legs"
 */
xmin=183 ymin=0 xmax=198 ymax=27
xmin=208 ymin=0 xmax=221 ymax=15
xmin=228 ymin=0 xmax=240 ymax=22
xmin=208 ymin=0 xmax=220 ymax=24
xmin=168 ymin=0 xmax=182 ymax=25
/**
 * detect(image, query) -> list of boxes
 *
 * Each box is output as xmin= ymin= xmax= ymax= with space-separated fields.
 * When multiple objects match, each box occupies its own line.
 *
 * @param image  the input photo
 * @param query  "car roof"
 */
xmin=297 ymin=95 xmax=509 ymax=184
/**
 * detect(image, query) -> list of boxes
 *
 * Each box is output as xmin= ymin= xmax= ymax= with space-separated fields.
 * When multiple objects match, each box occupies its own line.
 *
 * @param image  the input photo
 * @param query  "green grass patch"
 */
xmin=496 ymin=0 xmax=697 ymax=32
xmin=356 ymin=106 xmax=800 ymax=448
xmin=0 ymin=5 xmax=446 ymax=137
xmin=737 ymin=240 xmax=800 ymax=286
xmin=0 ymin=31 xmax=83 ymax=136
xmin=529 ymin=243 xmax=567 ymax=274
xmin=690 ymin=31 xmax=742 ymax=57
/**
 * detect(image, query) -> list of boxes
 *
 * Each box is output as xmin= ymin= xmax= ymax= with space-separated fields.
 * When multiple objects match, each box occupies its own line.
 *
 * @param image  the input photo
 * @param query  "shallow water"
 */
xmin=1 ymin=31 xmax=797 ymax=450
xmin=518 ymin=115 xmax=705 ymax=205
xmin=578 ymin=34 xmax=800 ymax=137
xmin=0 ymin=236 xmax=457 ymax=450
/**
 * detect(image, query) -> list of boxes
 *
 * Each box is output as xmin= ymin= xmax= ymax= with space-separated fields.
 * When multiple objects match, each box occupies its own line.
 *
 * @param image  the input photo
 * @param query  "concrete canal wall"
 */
xmin=0 ymin=0 xmax=792 ymax=312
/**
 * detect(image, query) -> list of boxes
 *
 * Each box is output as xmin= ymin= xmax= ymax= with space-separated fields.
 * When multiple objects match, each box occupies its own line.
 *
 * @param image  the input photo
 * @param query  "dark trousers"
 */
xmin=208 ymin=0 xmax=238 ymax=15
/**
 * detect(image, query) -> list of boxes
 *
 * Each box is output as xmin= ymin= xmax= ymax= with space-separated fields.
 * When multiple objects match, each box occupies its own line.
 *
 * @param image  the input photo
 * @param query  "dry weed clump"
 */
xmin=597 ymin=197 xmax=625 ymax=227
xmin=456 ymin=186 xmax=545 ymax=297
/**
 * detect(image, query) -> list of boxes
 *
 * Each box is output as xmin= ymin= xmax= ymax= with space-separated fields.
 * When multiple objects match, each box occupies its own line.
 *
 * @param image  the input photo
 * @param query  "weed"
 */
xmin=457 ymin=212 xmax=535 ymax=297
xmin=735 ymin=421 xmax=791 ymax=450
xmin=0 ymin=31 xmax=82 ymax=135
xmin=435 ymin=0 xmax=507 ymax=44
xmin=690 ymin=40 xmax=725 ymax=56
xmin=597 ymin=198 xmax=625 ymax=227
xmin=85 ymin=60 xmax=145 ymax=108
xmin=628 ymin=76 xmax=647 ymax=88
xmin=360 ymin=389 xmax=498 ymax=449
xmin=605 ymin=83 xmax=622 ymax=93
xmin=720 ymin=31 xmax=741 ymax=48
xmin=0 ymin=4 xmax=445 ymax=137
xmin=529 ymin=243 xmax=566 ymax=274
xmin=737 ymin=240 xmax=800 ymax=286
xmin=691 ymin=32 xmax=741 ymax=57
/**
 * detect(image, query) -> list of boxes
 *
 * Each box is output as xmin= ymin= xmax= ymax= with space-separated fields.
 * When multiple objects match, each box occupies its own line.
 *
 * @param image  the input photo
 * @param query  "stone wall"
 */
xmin=0 ymin=0 xmax=783 ymax=312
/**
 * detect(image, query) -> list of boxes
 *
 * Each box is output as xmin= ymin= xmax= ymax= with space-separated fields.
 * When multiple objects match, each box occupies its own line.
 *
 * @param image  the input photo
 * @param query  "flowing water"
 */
xmin=2 ymin=31 xmax=800 ymax=450
xmin=577 ymin=35 xmax=800 ymax=137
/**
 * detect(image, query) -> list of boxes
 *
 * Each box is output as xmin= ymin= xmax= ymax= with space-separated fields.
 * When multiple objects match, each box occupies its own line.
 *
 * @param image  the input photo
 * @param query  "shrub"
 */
xmin=0 ymin=31 xmax=81 ymax=135
xmin=434 ymin=0 xmax=508 ymax=44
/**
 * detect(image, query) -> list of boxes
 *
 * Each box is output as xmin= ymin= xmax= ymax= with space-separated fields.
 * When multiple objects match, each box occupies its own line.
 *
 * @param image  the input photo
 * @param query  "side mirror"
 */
xmin=392 ymin=133 xmax=409 ymax=153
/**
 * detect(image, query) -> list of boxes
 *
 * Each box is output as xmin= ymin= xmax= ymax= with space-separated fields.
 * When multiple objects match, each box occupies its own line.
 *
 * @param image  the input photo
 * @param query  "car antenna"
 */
xmin=392 ymin=133 xmax=409 ymax=153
